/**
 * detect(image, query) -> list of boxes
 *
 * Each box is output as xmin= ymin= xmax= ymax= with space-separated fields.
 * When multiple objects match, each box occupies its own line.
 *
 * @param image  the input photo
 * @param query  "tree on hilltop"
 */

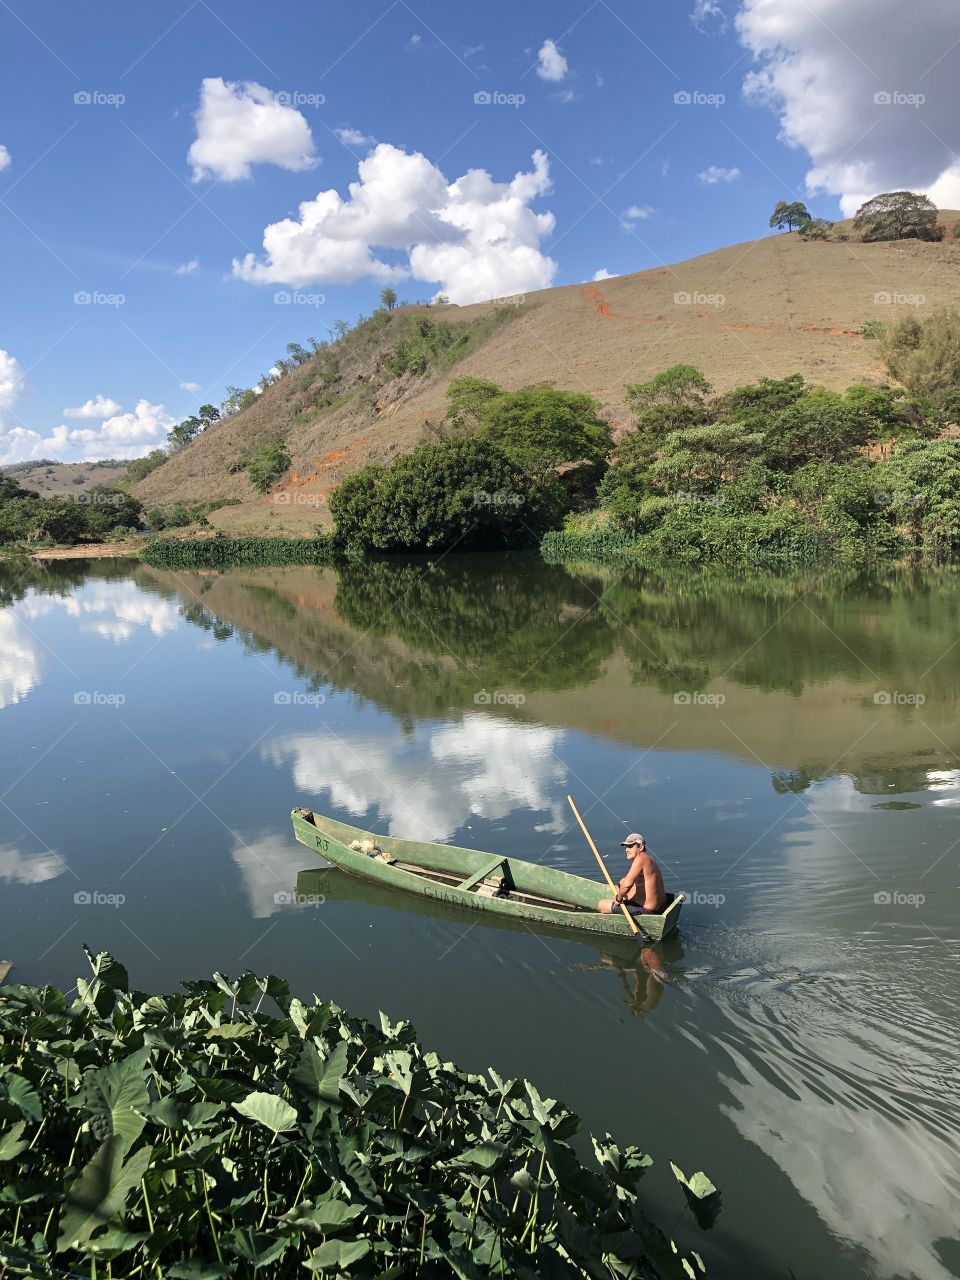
xmin=853 ymin=192 xmax=938 ymax=241
xmin=769 ymin=200 xmax=812 ymax=232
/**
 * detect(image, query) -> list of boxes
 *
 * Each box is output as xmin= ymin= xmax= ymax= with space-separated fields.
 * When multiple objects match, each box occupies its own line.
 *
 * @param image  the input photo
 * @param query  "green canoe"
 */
xmin=290 ymin=807 xmax=684 ymax=942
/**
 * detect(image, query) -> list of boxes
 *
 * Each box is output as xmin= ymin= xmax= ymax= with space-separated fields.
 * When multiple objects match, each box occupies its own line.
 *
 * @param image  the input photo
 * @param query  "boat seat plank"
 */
xmin=456 ymin=854 xmax=508 ymax=893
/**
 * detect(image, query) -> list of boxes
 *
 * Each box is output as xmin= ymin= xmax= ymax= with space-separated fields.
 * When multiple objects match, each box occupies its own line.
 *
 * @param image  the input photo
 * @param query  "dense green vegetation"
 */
xmin=140 ymin=535 xmax=335 ymax=568
xmin=247 ymin=440 xmax=293 ymax=495
xmin=330 ymin=382 xmax=610 ymax=554
xmin=0 ymin=473 xmax=144 ymax=548
xmin=0 ymin=949 xmax=715 ymax=1278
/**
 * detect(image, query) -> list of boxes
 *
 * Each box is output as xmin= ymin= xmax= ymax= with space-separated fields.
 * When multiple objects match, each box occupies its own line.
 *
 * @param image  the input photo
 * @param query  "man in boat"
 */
xmin=598 ymin=834 xmax=666 ymax=916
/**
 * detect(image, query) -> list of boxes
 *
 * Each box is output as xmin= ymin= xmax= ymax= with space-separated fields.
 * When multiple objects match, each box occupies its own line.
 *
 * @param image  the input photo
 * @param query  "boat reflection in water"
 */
xmin=295 ymin=867 xmax=684 ymax=1022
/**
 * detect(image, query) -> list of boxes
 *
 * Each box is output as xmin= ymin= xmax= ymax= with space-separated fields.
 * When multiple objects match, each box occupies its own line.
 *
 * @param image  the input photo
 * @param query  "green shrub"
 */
xmin=247 ymin=439 xmax=292 ymax=494
xmin=330 ymin=438 xmax=560 ymax=554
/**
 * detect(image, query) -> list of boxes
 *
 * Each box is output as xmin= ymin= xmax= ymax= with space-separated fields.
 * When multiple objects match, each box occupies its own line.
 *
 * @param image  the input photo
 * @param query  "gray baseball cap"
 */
xmin=620 ymin=833 xmax=645 ymax=847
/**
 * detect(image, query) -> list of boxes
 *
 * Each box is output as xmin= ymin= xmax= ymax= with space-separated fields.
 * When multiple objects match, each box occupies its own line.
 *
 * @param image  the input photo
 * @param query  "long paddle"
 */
xmin=566 ymin=795 xmax=640 ymax=936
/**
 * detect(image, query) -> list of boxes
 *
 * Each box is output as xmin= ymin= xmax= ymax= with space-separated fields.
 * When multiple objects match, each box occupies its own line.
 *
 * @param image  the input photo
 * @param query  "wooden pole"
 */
xmin=566 ymin=795 xmax=640 ymax=936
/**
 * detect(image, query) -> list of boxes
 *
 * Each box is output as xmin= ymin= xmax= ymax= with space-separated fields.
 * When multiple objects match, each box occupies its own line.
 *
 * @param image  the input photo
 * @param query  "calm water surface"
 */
xmin=2 ymin=554 xmax=959 ymax=1279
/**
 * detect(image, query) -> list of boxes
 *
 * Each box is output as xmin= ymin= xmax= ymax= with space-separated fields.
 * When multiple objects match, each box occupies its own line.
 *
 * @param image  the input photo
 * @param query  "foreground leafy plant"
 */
xmin=0 ymin=950 xmax=716 ymax=1278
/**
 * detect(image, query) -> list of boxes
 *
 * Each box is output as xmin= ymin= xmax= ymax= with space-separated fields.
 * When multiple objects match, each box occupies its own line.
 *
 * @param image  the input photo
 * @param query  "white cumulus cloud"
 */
xmin=1 ymin=398 xmax=176 ymax=465
xmin=233 ymin=143 xmax=557 ymax=305
xmin=737 ymin=0 xmax=960 ymax=215
xmin=0 ymin=145 xmax=11 ymax=172
xmin=335 ymin=127 xmax=376 ymax=148
xmin=536 ymin=38 xmax=568 ymax=82
xmin=188 ymin=77 xmax=318 ymax=182
xmin=592 ymin=267 xmax=614 ymax=280
xmin=62 ymin=394 xmax=121 ymax=419
xmin=176 ymin=257 xmax=200 ymax=274
xmin=180 ymin=380 xmax=201 ymax=393
xmin=699 ymin=165 xmax=741 ymax=184
xmin=0 ymin=348 xmax=23 ymax=416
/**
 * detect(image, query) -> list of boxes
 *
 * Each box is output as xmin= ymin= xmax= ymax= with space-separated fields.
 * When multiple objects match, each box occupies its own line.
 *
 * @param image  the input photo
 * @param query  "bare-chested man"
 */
xmin=598 ymin=833 xmax=666 ymax=916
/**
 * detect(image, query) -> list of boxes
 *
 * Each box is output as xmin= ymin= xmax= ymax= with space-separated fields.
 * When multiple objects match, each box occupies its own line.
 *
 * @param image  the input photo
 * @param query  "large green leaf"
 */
xmin=82 ymin=946 xmax=129 ymax=992
xmin=0 ymin=1121 xmax=28 ymax=1161
xmin=306 ymin=1238 xmax=371 ymax=1271
xmin=75 ymin=1048 xmax=150 ymax=1148
xmin=291 ymin=1040 xmax=348 ymax=1110
xmin=0 ymin=1072 xmax=43 ymax=1123
xmin=57 ymin=1137 xmax=153 ymax=1250
xmin=232 ymin=1091 xmax=298 ymax=1136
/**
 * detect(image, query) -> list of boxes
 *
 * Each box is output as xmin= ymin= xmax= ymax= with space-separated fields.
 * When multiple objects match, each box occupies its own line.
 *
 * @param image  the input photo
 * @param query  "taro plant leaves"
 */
xmin=291 ymin=1039 xmax=348 ymax=1112
xmin=232 ymin=1091 xmax=298 ymax=1137
xmin=72 ymin=1047 xmax=150 ymax=1147
xmin=671 ymin=1162 xmax=722 ymax=1230
xmin=57 ymin=1136 xmax=153 ymax=1250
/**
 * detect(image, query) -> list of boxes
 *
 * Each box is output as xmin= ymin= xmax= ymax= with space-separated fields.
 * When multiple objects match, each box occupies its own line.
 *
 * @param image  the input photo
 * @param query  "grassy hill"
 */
xmin=135 ymin=216 xmax=960 ymax=533
xmin=2 ymin=458 xmax=127 ymax=495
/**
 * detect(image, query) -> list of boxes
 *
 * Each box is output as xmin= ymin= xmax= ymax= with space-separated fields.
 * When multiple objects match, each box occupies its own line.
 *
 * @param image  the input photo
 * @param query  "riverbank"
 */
xmin=0 ymin=949 xmax=716 ymax=1278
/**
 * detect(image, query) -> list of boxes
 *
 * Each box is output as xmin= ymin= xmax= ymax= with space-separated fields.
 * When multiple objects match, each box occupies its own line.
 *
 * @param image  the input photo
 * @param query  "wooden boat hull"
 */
xmin=290 ymin=808 xmax=684 ymax=942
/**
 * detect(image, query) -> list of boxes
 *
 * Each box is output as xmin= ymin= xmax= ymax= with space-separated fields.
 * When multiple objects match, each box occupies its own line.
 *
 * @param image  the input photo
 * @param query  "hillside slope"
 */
xmin=136 ymin=219 xmax=960 ymax=532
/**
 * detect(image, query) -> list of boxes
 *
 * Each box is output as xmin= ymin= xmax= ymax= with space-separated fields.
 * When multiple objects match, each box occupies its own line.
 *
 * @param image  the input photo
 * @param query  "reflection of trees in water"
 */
xmin=0 ymin=557 xmax=138 ymax=609
xmin=583 ymin=562 xmax=960 ymax=700
xmin=333 ymin=556 xmax=616 ymax=694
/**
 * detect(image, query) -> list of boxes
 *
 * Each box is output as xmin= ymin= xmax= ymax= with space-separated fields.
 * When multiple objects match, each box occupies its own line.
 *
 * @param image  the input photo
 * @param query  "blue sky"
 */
xmin=1 ymin=0 xmax=957 ymax=462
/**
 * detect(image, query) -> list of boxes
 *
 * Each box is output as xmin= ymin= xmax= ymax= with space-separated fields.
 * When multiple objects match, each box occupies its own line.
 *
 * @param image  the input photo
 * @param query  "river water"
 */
xmin=1 ymin=554 xmax=958 ymax=1279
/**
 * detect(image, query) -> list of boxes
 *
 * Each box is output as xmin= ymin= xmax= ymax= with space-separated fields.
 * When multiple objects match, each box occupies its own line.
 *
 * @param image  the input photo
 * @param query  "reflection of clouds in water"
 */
xmin=0 ymin=612 xmax=41 ymax=709
xmin=230 ymin=832 xmax=302 ymax=919
xmin=720 ymin=1045 xmax=956 ymax=1280
xmin=925 ymin=768 xmax=960 ymax=806
xmin=0 ymin=842 xmax=67 ymax=884
xmin=18 ymin=583 xmax=180 ymax=643
xmin=263 ymin=714 xmax=567 ymax=843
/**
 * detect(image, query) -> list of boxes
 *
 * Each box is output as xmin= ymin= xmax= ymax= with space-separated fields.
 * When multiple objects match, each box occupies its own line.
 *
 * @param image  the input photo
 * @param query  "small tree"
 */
xmin=853 ymin=191 xmax=938 ymax=241
xmin=167 ymin=416 xmax=202 ymax=451
xmin=246 ymin=439 xmax=292 ymax=494
xmin=445 ymin=376 xmax=502 ymax=431
xmin=769 ymin=200 xmax=812 ymax=232
xmin=380 ymin=287 xmax=399 ymax=311
xmin=198 ymin=403 xmax=220 ymax=428
xmin=799 ymin=218 xmax=832 ymax=241
xmin=478 ymin=386 xmax=612 ymax=479
xmin=881 ymin=308 xmax=960 ymax=414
